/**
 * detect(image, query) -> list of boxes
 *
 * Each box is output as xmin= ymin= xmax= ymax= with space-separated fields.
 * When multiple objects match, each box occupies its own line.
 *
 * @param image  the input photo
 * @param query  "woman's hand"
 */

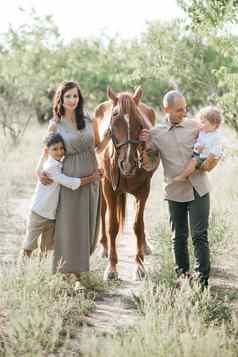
xmin=93 ymin=168 xmax=104 ymax=181
xmin=38 ymin=171 xmax=53 ymax=185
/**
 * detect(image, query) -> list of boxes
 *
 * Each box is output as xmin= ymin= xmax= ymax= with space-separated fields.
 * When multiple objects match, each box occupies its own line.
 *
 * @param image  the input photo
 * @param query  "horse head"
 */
xmin=107 ymin=87 xmax=146 ymax=176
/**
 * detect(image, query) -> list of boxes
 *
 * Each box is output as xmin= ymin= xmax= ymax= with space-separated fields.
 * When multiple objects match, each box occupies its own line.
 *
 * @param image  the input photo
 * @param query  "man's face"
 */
xmin=165 ymin=96 xmax=186 ymax=125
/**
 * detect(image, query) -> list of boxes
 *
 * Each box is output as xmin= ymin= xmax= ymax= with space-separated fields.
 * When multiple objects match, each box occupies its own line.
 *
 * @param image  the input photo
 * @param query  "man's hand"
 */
xmin=38 ymin=171 xmax=53 ymax=185
xmin=142 ymin=150 xmax=160 ymax=172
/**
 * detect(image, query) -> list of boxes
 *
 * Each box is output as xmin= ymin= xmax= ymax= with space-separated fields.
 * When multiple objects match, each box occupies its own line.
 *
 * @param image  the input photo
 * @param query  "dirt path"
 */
xmin=82 ymin=195 xmax=152 ymax=333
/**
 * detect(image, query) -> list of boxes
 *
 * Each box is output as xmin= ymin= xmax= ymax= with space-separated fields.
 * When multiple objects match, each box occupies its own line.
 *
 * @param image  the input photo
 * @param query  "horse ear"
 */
xmin=107 ymin=87 xmax=118 ymax=105
xmin=133 ymin=86 xmax=143 ymax=104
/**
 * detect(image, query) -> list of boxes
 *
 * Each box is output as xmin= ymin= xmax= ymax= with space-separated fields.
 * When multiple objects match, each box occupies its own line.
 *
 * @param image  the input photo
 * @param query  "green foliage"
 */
xmin=0 ymin=6 xmax=238 ymax=137
xmin=177 ymin=0 xmax=238 ymax=30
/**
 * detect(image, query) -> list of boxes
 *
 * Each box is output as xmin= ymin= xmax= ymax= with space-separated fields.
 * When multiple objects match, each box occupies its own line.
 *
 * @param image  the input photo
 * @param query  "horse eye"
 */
xmin=112 ymin=111 xmax=118 ymax=117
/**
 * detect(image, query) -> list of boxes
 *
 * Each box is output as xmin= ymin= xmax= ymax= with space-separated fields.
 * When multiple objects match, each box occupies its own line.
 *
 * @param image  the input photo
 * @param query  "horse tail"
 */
xmin=116 ymin=192 xmax=127 ymax=232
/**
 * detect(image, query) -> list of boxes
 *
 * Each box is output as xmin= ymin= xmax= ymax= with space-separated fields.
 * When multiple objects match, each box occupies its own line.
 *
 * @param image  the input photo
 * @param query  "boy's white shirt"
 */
xmin=194 ymin=129 xmax=223 ymax=159
xmin=31 ymin=155 xmax=81 ymax=219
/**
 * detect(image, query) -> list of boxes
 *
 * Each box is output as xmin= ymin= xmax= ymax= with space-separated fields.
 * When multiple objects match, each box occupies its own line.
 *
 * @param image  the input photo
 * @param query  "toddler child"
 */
xmin=173 ymin=106 xmax=223 ymax=182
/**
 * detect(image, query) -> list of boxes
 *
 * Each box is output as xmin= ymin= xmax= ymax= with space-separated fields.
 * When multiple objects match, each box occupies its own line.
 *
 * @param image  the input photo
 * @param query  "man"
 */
xmin=140 ymin=90 xmax=219 ymax=288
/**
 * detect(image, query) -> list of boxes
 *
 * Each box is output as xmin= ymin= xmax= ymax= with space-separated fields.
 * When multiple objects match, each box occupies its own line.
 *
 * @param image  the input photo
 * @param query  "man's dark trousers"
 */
xmin=168 ymin=190 xmax=210 ymax=286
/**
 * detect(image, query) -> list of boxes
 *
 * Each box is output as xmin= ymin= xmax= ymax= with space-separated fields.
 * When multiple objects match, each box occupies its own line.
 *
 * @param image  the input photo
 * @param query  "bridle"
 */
xmin=109 ymin=110 xmax=144 ymax=152
xmin=109 ymin=109 xmax=145 ymax=173
xmin=111 ymin=133 xmax=143 ymax=150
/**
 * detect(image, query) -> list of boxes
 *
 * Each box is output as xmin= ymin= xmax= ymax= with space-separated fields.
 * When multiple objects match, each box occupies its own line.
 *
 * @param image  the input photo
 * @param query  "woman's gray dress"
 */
xmin=52 ymin=116 xmax=100 ymax=273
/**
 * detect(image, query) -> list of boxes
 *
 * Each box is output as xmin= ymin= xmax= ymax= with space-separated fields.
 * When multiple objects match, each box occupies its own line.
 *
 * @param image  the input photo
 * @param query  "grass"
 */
xmin=80 ymin=280 xmax=238 ymax=357
xmin=80 ymin=251 xmax=238 ymax=357
xmin=1 ymin=123 xmax=238 ymax=355
xmin=0 ymin=254 xmax=111 ymax=356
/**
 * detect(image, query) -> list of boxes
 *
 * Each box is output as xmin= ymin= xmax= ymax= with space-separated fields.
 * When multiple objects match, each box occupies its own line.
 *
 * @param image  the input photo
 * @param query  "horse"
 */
xmin=94 ymin=87 xmax=157 ymax=280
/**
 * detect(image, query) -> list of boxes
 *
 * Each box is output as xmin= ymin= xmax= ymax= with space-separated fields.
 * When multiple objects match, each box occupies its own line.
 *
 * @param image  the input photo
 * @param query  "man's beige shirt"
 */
xmin=149 ymin=117 xmax=211 ymax=202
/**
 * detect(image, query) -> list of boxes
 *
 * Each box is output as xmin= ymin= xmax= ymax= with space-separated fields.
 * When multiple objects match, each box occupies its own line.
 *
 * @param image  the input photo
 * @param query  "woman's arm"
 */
xmin=92 ymin=118 xmax=111 ymax=154
xmin=35 ymin=150 xmax=46 ymax=177
xmin=37 ymin=120 xmax=57 ymax=184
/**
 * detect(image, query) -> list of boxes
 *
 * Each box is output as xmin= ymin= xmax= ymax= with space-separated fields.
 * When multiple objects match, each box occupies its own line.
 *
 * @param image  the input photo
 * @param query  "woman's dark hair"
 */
xmin=44 ymin=133 xmax=66 ymax=152
xmin=53 ymin=80 xmax=85 ymax=130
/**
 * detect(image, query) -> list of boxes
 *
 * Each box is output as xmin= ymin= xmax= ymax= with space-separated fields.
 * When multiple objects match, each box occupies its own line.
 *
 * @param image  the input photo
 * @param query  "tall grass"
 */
xmin=1 ymin=123 xmax=238 ymax=356
xmin=80 ymin=221 xmax=238 ymax=357
xmin=0 ymin=254 xmax=110 ymax=356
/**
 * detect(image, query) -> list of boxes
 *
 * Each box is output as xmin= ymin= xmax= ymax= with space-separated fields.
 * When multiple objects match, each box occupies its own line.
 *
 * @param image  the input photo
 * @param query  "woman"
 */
xmin=40 ymin=80 xmax=110 ymax=277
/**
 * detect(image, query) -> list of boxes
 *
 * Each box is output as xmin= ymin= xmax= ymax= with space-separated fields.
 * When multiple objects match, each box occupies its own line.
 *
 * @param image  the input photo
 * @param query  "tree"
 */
xmin=176 ymin=0 xmax=238 ymax=134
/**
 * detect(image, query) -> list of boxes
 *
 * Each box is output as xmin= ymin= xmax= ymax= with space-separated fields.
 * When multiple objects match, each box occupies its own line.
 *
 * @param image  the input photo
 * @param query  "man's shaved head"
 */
xmin=163 ymin=90 xmax=184 ymax=108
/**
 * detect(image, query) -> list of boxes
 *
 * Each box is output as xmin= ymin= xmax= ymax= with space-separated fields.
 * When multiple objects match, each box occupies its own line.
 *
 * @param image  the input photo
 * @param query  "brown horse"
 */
xmin=95 ymin=87 xmax=157 ymax=280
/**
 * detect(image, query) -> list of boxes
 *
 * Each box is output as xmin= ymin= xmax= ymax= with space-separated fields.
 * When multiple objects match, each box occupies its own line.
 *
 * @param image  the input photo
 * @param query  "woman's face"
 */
xmin=63 ymin=87 xmax=79 ymax=113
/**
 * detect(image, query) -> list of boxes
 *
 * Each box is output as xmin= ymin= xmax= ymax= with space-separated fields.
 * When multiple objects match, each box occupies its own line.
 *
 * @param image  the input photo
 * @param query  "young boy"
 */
xmin=173 ymin=106 xmax=223 ymax=182
xmin=23 ymin=132 xmax=102 ymax=257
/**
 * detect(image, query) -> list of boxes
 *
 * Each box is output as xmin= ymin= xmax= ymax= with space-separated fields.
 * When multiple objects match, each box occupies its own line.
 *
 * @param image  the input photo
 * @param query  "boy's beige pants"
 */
xmin=23 ymin=211 xmax=55 ymax=252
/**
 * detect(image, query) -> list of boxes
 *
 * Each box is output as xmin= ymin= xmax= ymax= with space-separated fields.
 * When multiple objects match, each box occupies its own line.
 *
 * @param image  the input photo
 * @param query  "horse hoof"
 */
xmin=99 ymin=247 xmax=108 ymax=258
xmin=144 ymin=243 xmax=152 ymax=255
xmin=133 ymin=266 xmax=146 ymax=281
xmin=103 ymin=271 xmax=119 ymax=281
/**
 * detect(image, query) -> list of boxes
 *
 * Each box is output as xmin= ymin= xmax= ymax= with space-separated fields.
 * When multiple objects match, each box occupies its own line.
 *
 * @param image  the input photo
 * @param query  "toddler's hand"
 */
xmin=195 ymin=145 xmax=204 ymax=153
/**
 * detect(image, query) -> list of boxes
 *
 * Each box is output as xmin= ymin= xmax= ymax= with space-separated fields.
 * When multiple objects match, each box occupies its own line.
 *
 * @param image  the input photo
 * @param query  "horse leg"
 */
xmin=99 ymin=190 xmax=108 ymax=258
xmin=103 ymin=180 xmax=120 ymax=280
xmin=133 ymin=193 xmax=148 ymax=280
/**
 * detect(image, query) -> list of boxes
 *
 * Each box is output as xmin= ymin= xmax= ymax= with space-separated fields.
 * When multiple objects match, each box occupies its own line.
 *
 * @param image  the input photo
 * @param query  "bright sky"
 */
xmin=0 ymin=0 xmax=184 ymax=41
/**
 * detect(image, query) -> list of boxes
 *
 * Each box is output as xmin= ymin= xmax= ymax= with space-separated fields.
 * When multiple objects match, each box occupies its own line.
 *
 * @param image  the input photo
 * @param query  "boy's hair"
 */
xmin=44 ymin=133 xmax=66 ymax=151
xmin=198 ymin=106 xmax=222 ymax=127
